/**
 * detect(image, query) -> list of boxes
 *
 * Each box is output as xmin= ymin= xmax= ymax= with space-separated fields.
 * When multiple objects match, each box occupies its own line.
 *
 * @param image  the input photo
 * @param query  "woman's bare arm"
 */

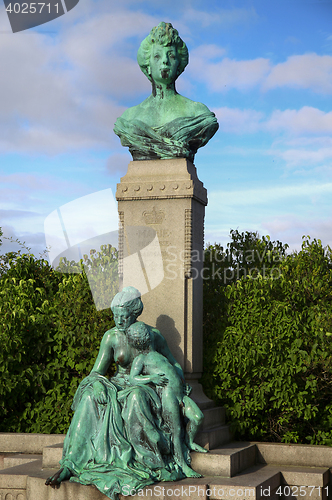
xmin=91 ymin=330 xmax=114 ymax=376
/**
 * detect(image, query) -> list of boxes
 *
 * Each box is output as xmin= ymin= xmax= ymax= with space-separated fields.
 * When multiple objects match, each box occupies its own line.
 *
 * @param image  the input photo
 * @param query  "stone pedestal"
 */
xmin=116 ymin=158 xmax=213 ymax=408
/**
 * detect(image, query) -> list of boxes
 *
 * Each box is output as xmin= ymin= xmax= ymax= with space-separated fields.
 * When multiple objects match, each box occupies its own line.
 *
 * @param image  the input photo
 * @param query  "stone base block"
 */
xmin=204 ymin=465 xmax=281 ymax=499
xmin=42 ymin=444 xmax=63 ymax=469
xmin=27 ymin=475 xmax=108 ymax=500
xmin=255 ymin=442 xmax=332 ymax=468
xmin=0 ymin=434 xmax=65 ymax=455
xmin=0 ymin=487 xmax=26 ymax=500
xmin=195 ymin=424 xmax=233 ymax=450
xmin=191 ymin=443 xmax=256 ymax=477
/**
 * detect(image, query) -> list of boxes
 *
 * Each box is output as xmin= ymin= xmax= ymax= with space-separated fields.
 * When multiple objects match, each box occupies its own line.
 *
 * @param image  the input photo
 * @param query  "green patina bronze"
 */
xmin=127 ymin=322 xmax=207 ymax=475
xmin=114 ymin=22 xmax=219 ymax=161
xmin=46 ymin=287 xmax=206 ymax=499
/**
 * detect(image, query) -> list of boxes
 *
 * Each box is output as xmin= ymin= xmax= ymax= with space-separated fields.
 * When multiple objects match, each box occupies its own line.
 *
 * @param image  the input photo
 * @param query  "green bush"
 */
xmin=0 ymin=246 xmax=115 ymax=433
xmin=202 ymin=230 xmax=288 ymax=373
xmin=201 ymin=235 xmax=332 ymax=445
xmin=22 ymin=269 xmax=115 ymax=434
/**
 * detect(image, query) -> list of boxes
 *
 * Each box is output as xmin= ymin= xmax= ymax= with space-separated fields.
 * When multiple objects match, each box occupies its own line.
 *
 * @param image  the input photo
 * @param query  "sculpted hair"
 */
xmin=127 ymin=322 xmax=151 ymax=350
xmin=137 ymin=22 xmax=189 ymax=82
xmin=111 ymin=286 xmax=143 ymax=317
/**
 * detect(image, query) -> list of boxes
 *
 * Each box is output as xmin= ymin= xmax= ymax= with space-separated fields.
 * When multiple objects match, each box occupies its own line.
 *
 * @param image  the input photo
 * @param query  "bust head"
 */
xmin=137 ymin=22 xmax=189 ymax=84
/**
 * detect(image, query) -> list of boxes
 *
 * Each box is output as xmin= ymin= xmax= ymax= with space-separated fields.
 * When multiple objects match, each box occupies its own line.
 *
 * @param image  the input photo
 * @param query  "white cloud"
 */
xmin=263 ymin=109 xmax=332 ymax=169
xmin=282 ymin=137 xmax=332 ymax=148
xmin=187 ymin=48 xmax=332 ymax=95
xmin=106 ymin=152 xmax=131 ymax=175
xmin=59 ymin=11 xmax=155 ymax=97
xmin=190 ymin=44 xmax=227 ymax=61
xmin=205 ymin=216 xmax=332 ymax=254
xmin=0 ymin=172 xmax=82 ymax=195
xmin=264 ymin=53 xmax=332 ymax=93
xmin=276 ymin=147 xmax=332 ymax=167
xmin=184 ymin=6 xmax=258 ymax=28
xmin=214 ymin=107 xmax=264 ymax=134
xmin=0 ymin=209 xmax=38 ymax=219
xmin=0 ymin=5 xmax=158 ymax=155
xmin=207 ymin=106 xmax=332 ymax=139
xmin=262 ymin=215 xmax=332 ymax=252
xmin=0 ymin=172 xmax=90 ymax=231
xmin=266 ymin=107 xmax=332 ymax=135
xmin=206 ymin=192 xmax=332 ymax=252
xmin=0 ymin=224 xmax=47 ymax=257
xmin=209 ymin=182 xmax=332 ymax=207
xmin=188 ymin=47 xmax=271 ymax=92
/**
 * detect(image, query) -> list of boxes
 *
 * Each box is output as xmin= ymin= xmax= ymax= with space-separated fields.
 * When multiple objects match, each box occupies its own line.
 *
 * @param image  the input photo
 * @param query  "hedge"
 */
xmin=201 ymin=234 xmax=332 ymax=445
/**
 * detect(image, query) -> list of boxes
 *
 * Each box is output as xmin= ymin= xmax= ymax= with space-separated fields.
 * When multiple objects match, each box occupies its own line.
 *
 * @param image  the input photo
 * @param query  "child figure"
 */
xmin=127 ymin=321 xmax=207 ymax=478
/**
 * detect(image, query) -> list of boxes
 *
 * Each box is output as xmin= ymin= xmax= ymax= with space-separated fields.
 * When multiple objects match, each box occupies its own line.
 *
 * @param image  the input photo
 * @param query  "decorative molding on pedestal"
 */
xmin=118 ymin=210 xmax=124 ymax=285
xmin=116 ymin=158 xmax=207 ymax=206
xmin=184 ymin=208 xmax=193 ymax=278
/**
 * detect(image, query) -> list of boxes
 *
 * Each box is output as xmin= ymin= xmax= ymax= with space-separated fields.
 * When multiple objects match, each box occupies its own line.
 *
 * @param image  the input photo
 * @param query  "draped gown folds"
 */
xmin=113 ymin=112 xmax=219 ymax=162
xmin=60 ymin=371 xmax=186 ymax=499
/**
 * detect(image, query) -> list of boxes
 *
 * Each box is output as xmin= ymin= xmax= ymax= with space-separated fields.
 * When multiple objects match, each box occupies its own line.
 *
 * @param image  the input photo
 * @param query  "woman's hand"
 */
xmin=93 ymin=381 xmax=107 ymax=405
xmin=151 ymin=373 xmax=168 ymax=386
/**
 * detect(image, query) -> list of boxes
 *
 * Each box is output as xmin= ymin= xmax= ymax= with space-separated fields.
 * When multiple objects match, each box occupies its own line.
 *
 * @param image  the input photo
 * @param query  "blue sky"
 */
xmin=1 ymin=0 xmax=332 ymax=258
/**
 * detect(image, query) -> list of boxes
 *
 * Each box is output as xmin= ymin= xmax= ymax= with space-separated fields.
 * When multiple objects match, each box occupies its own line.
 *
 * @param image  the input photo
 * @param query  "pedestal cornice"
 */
xmin=116 ymin=158 xmax=207 ymax=206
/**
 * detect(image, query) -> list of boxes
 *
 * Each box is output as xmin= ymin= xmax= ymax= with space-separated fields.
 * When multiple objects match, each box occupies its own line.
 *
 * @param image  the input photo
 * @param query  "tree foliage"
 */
xmin=202 ymin=233 xmax=332 ymax=445
xmin=203 ymin=230 xmax=288 ymax=359
xmin=0 ymin=244 xmax=115 ymax=433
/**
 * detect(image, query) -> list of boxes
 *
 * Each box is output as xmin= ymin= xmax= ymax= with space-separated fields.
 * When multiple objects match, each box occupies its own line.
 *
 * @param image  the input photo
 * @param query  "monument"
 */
xmin=114 ymin=22 xmax=218 ymax=407
xmin=45 ymin=21 xmax=219 ymax=500
xmin=2 ymin=21 xmax=329 ymax=500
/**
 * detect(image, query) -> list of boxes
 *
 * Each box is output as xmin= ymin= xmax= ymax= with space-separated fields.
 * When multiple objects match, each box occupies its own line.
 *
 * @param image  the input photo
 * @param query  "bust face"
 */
xmin=149 ymin=43 xmax=179 ymax=85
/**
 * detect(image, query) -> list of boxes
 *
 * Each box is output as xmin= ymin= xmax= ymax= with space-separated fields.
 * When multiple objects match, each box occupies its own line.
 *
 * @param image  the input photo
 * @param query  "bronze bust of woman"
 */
xmin=114 ymin=22 xmax=218 ymax=162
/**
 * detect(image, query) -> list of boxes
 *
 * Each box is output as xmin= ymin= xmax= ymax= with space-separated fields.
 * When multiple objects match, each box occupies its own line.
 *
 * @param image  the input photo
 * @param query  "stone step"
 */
xmin=256 ymin=442 xmax=332 ymax=469
xmin=200 ymin=406 xmax=226 ymax=430
xmin=0 ymin=460 xmax=108 ymax=500
xmin=0 ymin=432 xmax=65 ymax=454
xmin=0 ymin=453 xmax=15 ymax=470
xmin=41 ymin=442 xmax=332 ymax=484
xmin=191 ymin=442 xmax=256 ymax=477
xmin=275 ymin=464 xmax=330 ymax=500
xmin=195 ymin=423 xmax=233 ymax=450
xmin=206 ymin=465 xmax=281 ymax=500
xmin=3 ymin=453 xmax=42 ymax=469
xmin=1 ymin=439 xmax=332 ymax=500
xmin=1 ymin=462 xmax=280 ymax=500
xmin=207 ymin=463 xmax=331 ymax=500
xmin=0 ymin=459 xmax=43 ymax=500
xmin=125 ymin=465 xmax=282 ymax=500
xmin=42 ymin=443 xmax=63 ymax=468
xmin=0 ymin=457 xmax=331 ymax=500
xmin=278 ymin=464 xmax=330 ymax=488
